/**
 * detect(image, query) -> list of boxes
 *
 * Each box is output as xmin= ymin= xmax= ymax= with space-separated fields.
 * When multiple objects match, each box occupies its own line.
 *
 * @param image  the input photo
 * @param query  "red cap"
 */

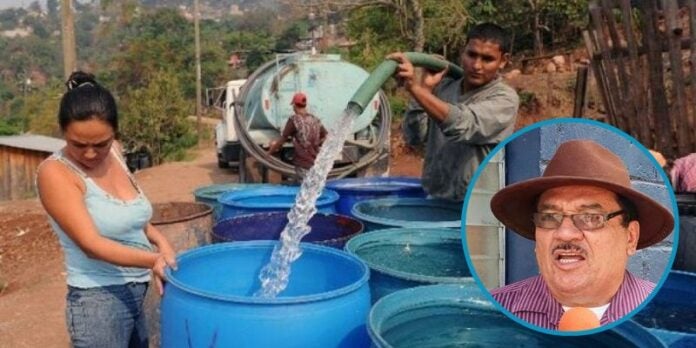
xmin=290 ymin=92 xmax=307 ymax=107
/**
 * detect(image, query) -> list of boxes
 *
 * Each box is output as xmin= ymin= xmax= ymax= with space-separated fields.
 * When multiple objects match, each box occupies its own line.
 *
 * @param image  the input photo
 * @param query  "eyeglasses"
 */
xmin=532 ymin=210 xmax=625 ymax=231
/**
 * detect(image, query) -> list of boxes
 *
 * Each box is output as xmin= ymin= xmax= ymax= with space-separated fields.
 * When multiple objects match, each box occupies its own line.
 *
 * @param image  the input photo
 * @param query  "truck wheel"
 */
xmin=218 ymin=158 xmax=230 ymax=169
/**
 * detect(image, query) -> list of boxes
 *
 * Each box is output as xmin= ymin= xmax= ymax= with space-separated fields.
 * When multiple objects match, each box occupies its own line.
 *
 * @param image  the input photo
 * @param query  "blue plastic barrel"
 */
xmin=344 ymin=228 xmax=472 ymax=302
xmin=218 ymin=186 xmax=339 ymax=220
xmin=369 ymin=284 xmax=665 ymax=348
xmin=325 ymin=177 xmax=426 ymax=217
xmin=211 ymin=212 xmax=363 ymax=248
xmin=351 ymin=198 xmax=462 ymax=231
xmin=161 ymin=242 xmax=371 ymax=348
xmin=193 ymin=183 xmax=271 ymax=220
xmin=633 ymin=271 xmax=696 ymax=347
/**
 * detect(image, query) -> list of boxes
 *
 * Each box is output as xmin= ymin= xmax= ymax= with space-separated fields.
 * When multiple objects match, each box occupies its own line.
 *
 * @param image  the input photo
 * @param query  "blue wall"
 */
xmin=504 ymin=122 xmax=674 ymax=284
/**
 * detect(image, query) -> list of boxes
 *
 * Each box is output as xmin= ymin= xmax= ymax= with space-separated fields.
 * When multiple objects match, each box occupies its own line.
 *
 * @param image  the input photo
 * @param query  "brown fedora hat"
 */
xmin=490 ymin=140 xmax=673 ymax=249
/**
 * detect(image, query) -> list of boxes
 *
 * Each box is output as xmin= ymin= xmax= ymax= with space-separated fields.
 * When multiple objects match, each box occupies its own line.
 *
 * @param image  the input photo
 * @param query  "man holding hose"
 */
xmin=389 ymin=22 xmax=519 ymax=202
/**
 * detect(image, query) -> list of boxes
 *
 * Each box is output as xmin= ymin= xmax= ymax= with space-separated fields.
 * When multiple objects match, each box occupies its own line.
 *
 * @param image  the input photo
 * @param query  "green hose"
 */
xmin=348 ymin=52 xmax=464 ymax=114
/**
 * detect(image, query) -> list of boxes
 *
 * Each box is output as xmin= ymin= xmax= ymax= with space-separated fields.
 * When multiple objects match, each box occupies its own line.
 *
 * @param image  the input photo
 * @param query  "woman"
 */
xmin=37 ymin=71 xmax=176 ymax=348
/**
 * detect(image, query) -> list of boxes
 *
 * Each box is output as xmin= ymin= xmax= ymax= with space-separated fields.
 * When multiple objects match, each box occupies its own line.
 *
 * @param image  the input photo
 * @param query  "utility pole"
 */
xmin=194 ymin=0 xmax=203 ymax=143
xmin=60 ymin=0 xmax=77 ymax=80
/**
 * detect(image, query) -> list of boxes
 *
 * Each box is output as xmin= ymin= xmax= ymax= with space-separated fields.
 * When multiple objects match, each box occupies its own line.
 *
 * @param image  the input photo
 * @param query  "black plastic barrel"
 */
xmin=633 ymin=271 xmax=696 ymax=347
xmin=211 ymin=212 xmax=364 ymax=248
xmin=675 ymin=193 xmax=696 ymax=272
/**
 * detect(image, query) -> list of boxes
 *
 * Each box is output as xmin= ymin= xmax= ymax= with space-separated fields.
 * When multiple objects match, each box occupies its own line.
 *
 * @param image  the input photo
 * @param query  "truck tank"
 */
xmin=233 ymin=53 xmax=391 ymax=182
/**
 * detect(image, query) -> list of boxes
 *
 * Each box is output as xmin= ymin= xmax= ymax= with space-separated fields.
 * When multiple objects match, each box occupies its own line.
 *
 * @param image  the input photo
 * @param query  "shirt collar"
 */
xmin=508 ymin=275 xmax=564 ymax=328
xmin=510 ymin=271 xmax=643 ymax=328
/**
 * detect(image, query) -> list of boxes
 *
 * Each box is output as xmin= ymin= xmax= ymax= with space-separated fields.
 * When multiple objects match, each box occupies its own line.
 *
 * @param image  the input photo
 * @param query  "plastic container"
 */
xmin=193 ymin=183 xmax=271 ymax=220
xmin=634 ymin=271 xmax=696 ymax=347
xmin=351 ymin=197 xmax=462 ymax=231
xmin=160 ymin=242 xmax=371 ymax=348
xmin=217 ymin=186 xmax=339 ymax=220
xmin=325 ymin=176 xmax=426 ymax=217
xmin=344 ymin=228 xmax=472 ymax=302
xmin=145 ymin=201 xmax=214 ymax=347
xmin=675 ymin=193 xmax=696 ymax=272
xmin=369 ymin=284 xmax=665 ymax=348
xmin=211 ymin=212 xmax=363 ymax=248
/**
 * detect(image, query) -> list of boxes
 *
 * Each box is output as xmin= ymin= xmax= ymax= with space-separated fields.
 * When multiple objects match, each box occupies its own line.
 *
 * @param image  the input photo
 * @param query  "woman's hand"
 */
xmin=152 ymin=249 xmax=177 ymax=296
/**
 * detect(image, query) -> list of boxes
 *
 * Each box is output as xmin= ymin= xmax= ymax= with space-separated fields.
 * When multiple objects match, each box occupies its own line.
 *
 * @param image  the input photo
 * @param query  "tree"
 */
xmin=275 ymin=21 xmax=308 ymax=51
xmin=472 ymin=0 xmax=589 ymax=55
xmin=25 ymin=82 xmax=64 ymax=137
xmin=120 ymin=70 xmax=196 ymax=164
xmin=314 ymin=0 xmax=426 ymax=52
xmin=47 ymin=0 xmax=59 ymax=22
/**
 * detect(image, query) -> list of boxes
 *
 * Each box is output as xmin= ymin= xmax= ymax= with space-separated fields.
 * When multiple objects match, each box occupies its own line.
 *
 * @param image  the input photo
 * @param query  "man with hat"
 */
xmin=489 ymin=140 xmax=673 ymax=330
xmin=269 ymin=92 xmax=327 ymax=173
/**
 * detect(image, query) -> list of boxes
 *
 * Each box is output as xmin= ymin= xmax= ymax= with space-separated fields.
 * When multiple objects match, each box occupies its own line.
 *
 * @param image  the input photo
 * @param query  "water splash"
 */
xmin=255 ymin=107 xmax=358 ymax=298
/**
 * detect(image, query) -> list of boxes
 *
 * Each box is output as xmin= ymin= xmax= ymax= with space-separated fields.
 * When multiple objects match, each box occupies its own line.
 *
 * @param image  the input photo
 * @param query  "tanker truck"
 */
xmin=209 ymin=53 xmax=391 ymax=183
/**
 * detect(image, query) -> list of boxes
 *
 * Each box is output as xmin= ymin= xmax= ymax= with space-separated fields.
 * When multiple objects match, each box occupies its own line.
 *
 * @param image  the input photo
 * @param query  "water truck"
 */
xmin=208 ymin=53 xmax=391 ymax=183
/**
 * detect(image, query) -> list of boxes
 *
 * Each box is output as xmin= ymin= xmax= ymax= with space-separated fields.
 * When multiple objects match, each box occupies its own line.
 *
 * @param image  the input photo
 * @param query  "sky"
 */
xmin=0 ymin=0 xmax=45 ymax=10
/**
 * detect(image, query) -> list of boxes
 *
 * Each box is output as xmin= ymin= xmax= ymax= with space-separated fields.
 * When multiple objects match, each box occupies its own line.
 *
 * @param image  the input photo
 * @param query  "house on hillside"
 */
xmin=0 ymin=134 xmax=64 ymax=201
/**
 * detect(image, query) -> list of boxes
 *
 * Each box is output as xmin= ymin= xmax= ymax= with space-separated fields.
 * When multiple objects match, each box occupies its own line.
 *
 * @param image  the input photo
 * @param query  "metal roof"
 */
xmin=0 ymin=134 xmax=65 ymax=153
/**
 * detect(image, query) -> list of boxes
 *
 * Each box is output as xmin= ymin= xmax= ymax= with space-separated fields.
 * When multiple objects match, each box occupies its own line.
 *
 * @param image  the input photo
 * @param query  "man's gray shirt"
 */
xmin=403 ymin=76 xmax=519 ymax=201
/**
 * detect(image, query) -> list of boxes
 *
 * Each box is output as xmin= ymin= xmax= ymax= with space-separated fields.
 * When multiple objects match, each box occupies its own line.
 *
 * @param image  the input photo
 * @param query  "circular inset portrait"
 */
xmin=462 ymin=118 xmax=677 ymax=335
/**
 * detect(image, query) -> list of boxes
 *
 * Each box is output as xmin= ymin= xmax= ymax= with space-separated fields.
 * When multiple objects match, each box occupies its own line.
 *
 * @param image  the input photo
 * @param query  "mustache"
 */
xmin=552 ymin=242 xmax=586 ymax=255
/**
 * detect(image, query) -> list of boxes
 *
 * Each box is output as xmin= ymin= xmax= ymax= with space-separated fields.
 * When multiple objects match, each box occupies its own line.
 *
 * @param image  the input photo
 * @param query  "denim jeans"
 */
xmin=66 ymin=282 xmax=149 ymax=348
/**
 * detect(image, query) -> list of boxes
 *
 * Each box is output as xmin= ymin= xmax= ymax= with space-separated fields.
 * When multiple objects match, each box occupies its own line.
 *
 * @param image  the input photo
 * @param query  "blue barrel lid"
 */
xmin=351 ymin=197 xmax=462 ymax=229
xmin=193 ymin=183 xmax=273 ymax=201
xmin=218 ymin=185 xmax=339 ymax=209
xmin=326 ymin=176 xmax=424 ymax=194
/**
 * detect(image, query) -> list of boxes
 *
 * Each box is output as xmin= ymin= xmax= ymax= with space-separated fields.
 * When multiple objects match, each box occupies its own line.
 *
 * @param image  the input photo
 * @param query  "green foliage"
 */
xmin=388 ymin=93 xmax=409 ymax=121
xmin=0 ymin=119 xmax=21 ymax=135
xmin=518 ymin=90 xmax=536 ymax=107
xmin=24 ymin=82 xmax=63 ymax=137
xmin=107 ymin=8 xmax=195 ymax=93
xmin=275 ymin=21 xmax=308 ymax=51
xmin=46 ymin=0 xmax=59 ymax=21
xmin=0 ymin=8 xmax=26 ymax=30
xmin=343 ymin=7 xmax=406 ymax=70
xmin=120 ymin=70 xmax=196 ymax=164
xmin=422 ymin=0 xmax=474 ymax=59
xmin=0 ymin=0 xmax=595 ymax=166
xmin=472 ymin=0 xmax=590 ymax=54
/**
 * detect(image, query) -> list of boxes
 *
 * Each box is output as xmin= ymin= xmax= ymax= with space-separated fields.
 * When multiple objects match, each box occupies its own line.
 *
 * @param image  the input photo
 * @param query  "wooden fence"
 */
xmin=584 ymin=0 xmax=696 ymax=159
xmin=0 ymin=146 xmax=48 ymax=201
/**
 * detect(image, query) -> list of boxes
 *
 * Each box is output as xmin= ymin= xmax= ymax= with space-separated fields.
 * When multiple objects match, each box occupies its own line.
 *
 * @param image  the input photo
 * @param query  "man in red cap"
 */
xmin=488 ymin=140 xmax=674 ymax=331
xmin=269 ymin=92 xmax=327 ymax=175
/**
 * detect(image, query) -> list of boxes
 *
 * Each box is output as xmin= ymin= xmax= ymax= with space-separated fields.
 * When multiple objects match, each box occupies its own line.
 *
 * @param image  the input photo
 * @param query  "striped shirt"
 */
xmin=671 ymin=153 xmax=696 ymax=192
xmin=491 ymin=271 xmax=655 ymax=330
